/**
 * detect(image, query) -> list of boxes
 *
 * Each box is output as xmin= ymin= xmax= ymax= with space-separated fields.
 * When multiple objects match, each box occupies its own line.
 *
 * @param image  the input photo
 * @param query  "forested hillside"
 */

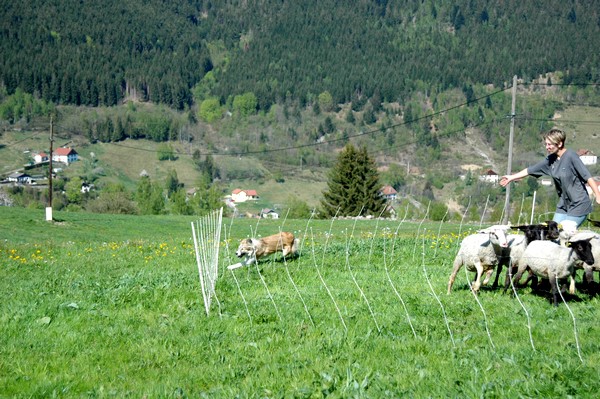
xmin=2 ymin=1 xmax=599 ymax=109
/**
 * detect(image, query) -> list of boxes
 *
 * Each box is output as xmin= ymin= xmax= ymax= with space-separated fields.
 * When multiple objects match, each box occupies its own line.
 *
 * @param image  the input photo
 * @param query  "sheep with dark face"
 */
xmin=447 ymin=225 xmax=510 ymax=294
xmin=577 ymin=233 xmax=600 ymax=287
xmin=559 ymin=227 xmax=600 ymax=288
xmin=550 ymin=221 xmax=600 ymax=289
xmin=499 ymin=221 xmax=560 ymax=292
xmin=512 ymin=232 xmax=596 ymax=306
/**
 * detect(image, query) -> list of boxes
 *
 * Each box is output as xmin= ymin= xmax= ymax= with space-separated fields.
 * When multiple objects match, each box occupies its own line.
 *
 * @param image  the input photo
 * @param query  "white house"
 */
xmin=231 ymin=189 xmax=259 ymax=202
xmin=479 ymin=169 xmax=499 ymax=184
xmin=379 ymin=185 xmax=398 ymax=201
xmin=260 ymin=208 xmax=279 ymax=219
xmin=7 ymin=172 xmax=32 ymax=184
xmin=577 ymin=149 xmax=597 ymax=166
xmin=33 ymin=152 xmax=49 ymax=164
xmin=52 ymin=147 xmax=78 ymax=165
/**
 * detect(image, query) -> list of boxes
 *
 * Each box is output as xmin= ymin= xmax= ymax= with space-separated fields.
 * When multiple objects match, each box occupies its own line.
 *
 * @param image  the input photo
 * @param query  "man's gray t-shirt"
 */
xmin=527 ymin=149 xmax=593 ymax=216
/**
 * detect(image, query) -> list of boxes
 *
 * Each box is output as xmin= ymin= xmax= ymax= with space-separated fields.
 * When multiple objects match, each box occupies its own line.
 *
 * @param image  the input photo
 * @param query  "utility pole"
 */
xmin=502 ymin=75 xmax=518 ymax=225
xmin=46 ymin=116 xmax=54 ymax=221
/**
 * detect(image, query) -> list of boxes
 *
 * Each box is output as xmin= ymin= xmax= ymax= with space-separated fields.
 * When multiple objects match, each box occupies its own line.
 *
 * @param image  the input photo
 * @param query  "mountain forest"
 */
xmin=1 ymin=0 xmax=600 ymax=219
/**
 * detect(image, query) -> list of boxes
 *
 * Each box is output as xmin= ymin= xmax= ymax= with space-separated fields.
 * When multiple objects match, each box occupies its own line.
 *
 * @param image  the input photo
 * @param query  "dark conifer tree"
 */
xmin=320 ymin=144 xmax=388 ymax=218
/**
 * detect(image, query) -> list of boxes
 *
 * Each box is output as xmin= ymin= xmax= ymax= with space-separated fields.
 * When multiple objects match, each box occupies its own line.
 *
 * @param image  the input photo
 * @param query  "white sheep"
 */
xmin=500 ymin=222 xmax=561 ymax=292
xmin=512 ymin=232 xmax=596 ymax=306
xmin=447 ymin=225 xmax=510 ymax=294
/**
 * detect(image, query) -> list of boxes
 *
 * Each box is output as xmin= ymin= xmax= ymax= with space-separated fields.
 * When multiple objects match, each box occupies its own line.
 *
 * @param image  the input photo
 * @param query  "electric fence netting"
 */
xmin=205 ymin=194 xmax=594 ymax=364
xmin=191 ymin=207 xmax=224 ymax=316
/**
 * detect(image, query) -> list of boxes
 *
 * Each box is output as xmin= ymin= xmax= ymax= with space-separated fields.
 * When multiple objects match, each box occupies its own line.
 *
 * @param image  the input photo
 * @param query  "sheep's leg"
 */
xmin=511 ymin=264 xmax=529 ymax=290
xmin=482 ymin=269 xmax=494 ymax=286
xmin=471 ymin=261 xmax=483 ymax=294
xmin=447 ymin=257 xmax=462 ymax=294
xmin=583 ymin=267 xmax=594 ymax=285
xmin=568 ymin=275 xmax=576 ymax=295
xmin=517 ymin=267 xmax=538 ymax=288
xmin=503 ymin=263 xmax=517 ymax=293
xmin=492 ymin=262 xmax=503 ymax=289
xmin=527 ymin=271 xmax=539 ymax=289
xmin=549 ymin=274 xmax=560 ymax=307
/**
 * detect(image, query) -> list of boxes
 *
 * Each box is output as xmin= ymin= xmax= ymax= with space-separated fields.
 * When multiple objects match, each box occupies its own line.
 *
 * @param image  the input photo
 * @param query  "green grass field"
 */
xmin=2 ymin=207 xmax=600 ymax=397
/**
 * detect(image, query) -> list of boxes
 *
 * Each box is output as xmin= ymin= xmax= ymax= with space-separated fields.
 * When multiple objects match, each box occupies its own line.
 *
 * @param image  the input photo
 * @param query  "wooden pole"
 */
xmin=46 ymin=116 xmax=54 ymax=221
xmin=502 ymin=75 xmax=517 ymax=225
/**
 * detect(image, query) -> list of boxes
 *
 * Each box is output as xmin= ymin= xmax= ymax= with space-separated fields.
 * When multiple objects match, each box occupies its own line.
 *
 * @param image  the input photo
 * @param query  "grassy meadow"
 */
xmin=2 ymin=207 xmax=600 ymax=397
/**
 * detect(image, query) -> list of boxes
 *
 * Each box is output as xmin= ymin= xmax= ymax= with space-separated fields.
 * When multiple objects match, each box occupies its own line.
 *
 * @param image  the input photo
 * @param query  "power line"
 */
xmin=49 ymin=86 xmax=513 ymax=158
xmin=516 ymin=117 xmax=600 ymax=125
xmin=4 ymin=83 xmax=599 ymax=160
xmin=0 ymin=130 xmax=47 ymax=147
xmin=369 ymin=117 xmax=504 ymax=157
xmin=523 ymin=82 xmax=600 ymax=87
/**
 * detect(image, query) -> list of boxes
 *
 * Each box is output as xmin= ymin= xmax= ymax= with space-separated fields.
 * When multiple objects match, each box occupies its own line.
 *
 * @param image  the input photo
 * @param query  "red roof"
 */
xmin=380 ymin=185 xmax=397 ymax=195
xmin=54 ymin=147 xmax=77 ymax=156
xmin=232 ymin=188 xmax=258 ymax=196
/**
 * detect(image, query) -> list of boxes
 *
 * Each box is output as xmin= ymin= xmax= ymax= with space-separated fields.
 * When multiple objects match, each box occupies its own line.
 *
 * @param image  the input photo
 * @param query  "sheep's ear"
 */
xmin=565 ymin=241 xmax=572 ymax=247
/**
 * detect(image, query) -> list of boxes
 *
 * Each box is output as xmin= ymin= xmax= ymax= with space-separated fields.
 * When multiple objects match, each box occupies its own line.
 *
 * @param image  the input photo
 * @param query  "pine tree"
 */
xmin=165 ymin=169 xmax=180 ymax=198
xmin=136 ymin=175 xmax=165 ymax=215
xmin=320 ymin=144 xmax=388 ymax=218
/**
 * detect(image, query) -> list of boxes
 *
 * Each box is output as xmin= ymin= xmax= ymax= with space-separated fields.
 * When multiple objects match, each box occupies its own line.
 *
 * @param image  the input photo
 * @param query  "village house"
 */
xmin=33 ymin=152 xmax=49 ymax=164
xmin=52 ymin=147 xmax=78 ymax=165
xmin=231 ymin=189 xmax=259 ymax=202
xmin=379 ymin=185 xmax=398 ymax=201
xmin=260 ymin=208 xmax=279 ymax=219
xmin=7 ymin=172 xmax=32 ymax=185
xmin=479 ymin=169 xmax=499 ymax=184
xmin=577 ymin=149 xmax=597 ymax=166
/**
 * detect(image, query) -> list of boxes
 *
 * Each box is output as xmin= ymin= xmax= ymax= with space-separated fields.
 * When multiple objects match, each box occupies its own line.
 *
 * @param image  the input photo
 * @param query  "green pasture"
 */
xmin=2 ymin=207 xmax=600 ymax=397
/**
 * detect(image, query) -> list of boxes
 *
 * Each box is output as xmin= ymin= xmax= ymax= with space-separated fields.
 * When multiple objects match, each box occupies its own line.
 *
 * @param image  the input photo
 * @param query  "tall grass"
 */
xmin=1 ymin=208 xmax=600 ymax=397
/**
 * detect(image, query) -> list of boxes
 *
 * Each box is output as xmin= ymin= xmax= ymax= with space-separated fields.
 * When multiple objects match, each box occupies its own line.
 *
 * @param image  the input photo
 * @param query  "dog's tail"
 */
xmin=292 ymin=238 xmax=300 ymax=254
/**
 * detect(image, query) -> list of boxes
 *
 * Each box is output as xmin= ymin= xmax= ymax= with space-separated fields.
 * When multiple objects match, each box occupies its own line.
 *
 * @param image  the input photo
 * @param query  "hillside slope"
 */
xmin=2 ymin=102 xmax=599 ymax=215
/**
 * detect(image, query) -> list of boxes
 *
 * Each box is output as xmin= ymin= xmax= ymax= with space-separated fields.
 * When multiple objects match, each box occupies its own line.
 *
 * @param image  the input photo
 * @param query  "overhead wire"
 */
xmin=516 ymin=117 xmax=600 ymax=125
xmin=3 ymin=82 xmax=600 ymax=160
xmin=46 ymin=86 xmax=513 ymax=158
xmin=369 ymin=116 xmax=505 ymax=157
xmin=0 ymin=130 xmax=47 ymax=148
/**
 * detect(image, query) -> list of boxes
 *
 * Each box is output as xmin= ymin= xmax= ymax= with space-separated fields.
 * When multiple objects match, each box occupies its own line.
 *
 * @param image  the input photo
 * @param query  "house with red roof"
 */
xmin=52 ymin=147 xmax=78 ymax=165
xmin=33 ymin=152 xmax=49 ymax=164
xmin=379 ymin=185 xmax=398 ymax=201
xmin=231 ymin=189 xmax=259 ymax=202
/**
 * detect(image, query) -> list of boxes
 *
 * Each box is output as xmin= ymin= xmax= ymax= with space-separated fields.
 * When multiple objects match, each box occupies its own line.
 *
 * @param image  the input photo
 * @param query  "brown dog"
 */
xmin=229 ymin=232 xmax=299 ymax=269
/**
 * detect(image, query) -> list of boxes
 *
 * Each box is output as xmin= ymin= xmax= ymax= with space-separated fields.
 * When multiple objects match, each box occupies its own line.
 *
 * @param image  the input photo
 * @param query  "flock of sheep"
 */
xmin=447 ymin=220 xmax=600 ymax=306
